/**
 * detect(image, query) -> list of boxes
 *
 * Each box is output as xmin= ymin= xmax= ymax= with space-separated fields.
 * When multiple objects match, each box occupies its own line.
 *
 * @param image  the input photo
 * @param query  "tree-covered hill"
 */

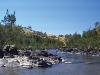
xmin=0 ymin=9 xmax=64 ymax=49
xmin=1 ymin=9 xmax=100 ymax=50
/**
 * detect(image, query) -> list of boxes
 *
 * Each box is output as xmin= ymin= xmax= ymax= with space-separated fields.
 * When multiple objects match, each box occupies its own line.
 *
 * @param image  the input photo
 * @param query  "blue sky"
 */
xmin=0 ymin=0 xmax=100 ymax=35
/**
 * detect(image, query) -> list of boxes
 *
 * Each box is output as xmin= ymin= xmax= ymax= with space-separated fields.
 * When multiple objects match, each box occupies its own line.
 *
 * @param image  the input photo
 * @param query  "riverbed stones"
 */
xmin=3 ymin=45 xmax=18 ymax=56
xmin=57 ymin=47 xmax=100 ymax=56
xmin=0 ymin=49 xmax=64 ymax=68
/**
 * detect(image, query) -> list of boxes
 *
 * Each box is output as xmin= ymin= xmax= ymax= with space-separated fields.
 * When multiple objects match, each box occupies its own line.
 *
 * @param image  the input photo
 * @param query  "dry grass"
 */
xmin=21 ymin=28 xmax=66 ymax=46
xmin=22 ymin=28 xmax=33 ymax=34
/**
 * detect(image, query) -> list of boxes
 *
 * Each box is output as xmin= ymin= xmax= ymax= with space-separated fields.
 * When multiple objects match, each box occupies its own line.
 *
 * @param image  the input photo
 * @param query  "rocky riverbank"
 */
xmin=2 ymin=45 xmax=100 ymax=68
xmin=57 ymin=47 xmax=100 ymax=56
xmin=0 ymin=50 xmax=70 ymax=68
xmin=0 ymin=45 xmax=70 ymax=68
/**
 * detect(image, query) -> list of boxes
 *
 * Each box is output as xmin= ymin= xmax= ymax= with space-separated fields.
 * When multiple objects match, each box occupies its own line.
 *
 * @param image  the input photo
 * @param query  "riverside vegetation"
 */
xmin=0 ymin=9 xmax=100 ymax=50
xmin=66 ymin=22 xmax=100 ymax=50
xmin=0 ymin=9 xmax=64 ymax=49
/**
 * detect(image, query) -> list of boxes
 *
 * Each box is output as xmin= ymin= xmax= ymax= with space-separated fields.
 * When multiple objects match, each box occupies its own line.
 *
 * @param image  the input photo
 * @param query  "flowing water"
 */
xmin=0 ymin=49 xmax=100 ymax=75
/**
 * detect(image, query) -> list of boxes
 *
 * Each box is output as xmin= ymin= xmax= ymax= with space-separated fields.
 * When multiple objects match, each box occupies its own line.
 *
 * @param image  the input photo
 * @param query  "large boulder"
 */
xmin=9 ymin=45 xmax=18 ymax=55
xmin=3 ymin=45 xmax=10 ymax=56
xmin=3 ymin=45 xmax=18 ymax=55
xmin=0 ymin=48 xmax=4 ymax=58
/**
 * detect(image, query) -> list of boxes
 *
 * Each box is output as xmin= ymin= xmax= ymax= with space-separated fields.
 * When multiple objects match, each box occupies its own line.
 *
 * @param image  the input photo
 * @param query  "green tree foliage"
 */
xmin=66 ymin=22 xmax=100 ymax=49
xmin=94 ymin=22 xmax=100 ymax=28
xmin=0 ymin=9 xmax=64 ymax=49
xmin=1 ymin=9 xmax=16 ymax=25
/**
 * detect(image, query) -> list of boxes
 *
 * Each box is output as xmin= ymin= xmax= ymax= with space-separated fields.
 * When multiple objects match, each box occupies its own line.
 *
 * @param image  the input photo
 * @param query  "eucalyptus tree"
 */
xmin=0 ymin=9 xmax=17 ymax=46
xmin=1 ymin=9 xmax=16 ymax=25
xmin=94 ymin=22 xmax=99 ymax=28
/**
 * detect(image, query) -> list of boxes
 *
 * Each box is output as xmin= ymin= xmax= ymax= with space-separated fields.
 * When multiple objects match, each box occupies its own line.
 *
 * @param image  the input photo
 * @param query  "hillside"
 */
xmin=22 ymin=28 xmax=66 ymax=46
xmin=13 ymin=23 xmax=100 ymax=49
xmin=0 ymin=24 xmax=65 ymax=49
xmin=0 ymin=9 xmax=67 ymax=49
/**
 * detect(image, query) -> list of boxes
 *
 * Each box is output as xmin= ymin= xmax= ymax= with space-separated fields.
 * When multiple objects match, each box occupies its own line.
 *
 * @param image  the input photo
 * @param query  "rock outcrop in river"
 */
xmin=3 ymin=45 xmax=18 ymax=56
xmin=0 ymin=45 xmax=68 ymax=68
xmin=57 ymin=47 xmax=100 ymax=56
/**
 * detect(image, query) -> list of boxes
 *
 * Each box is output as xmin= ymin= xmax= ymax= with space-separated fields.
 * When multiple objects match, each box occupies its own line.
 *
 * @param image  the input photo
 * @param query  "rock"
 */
xmin=4 ymin=61 xmax=19 ymax=67
xmin=3 ymin=45 xmax=10 ymax=56
xmin=9 ymin=45 xmax=18 ymax=55
xmin=0 ymin=48 xmax=4 ymax=58
xmin=3 ymin=44 xmax=18 ymax=56
xmin=0 ymin=58 xmax=8 ymax=67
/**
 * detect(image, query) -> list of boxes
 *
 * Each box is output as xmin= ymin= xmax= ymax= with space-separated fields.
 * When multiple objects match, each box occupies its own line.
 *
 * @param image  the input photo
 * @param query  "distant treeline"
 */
xmin=66 ymin=22 xmax=100 ymax=50
xmin=0 ymin=9 xmax=64 ymax=49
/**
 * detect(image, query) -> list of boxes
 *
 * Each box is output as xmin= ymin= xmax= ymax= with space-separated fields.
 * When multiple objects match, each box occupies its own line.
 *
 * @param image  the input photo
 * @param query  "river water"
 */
xmin=0 ymin=49 xmax=100 ymax=75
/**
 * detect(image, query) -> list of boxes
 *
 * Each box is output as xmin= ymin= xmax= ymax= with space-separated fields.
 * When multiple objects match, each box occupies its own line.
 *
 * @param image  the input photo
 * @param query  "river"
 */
xmin=0 ymin=49 xmax=100 ymax=75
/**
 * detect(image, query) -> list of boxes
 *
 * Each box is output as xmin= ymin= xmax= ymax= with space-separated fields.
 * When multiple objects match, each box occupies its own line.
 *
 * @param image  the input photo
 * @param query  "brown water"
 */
xmin=0 ymin=49 xmax=100 ymax=75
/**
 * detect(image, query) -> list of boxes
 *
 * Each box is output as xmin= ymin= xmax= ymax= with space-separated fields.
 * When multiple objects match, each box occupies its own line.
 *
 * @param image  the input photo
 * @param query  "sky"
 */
xmin=0 ymin=0 xmax=100 ymax=35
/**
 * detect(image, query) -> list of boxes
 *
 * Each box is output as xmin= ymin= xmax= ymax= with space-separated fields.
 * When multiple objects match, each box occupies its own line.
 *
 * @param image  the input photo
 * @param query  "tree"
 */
xmin=27 ymin=26 xmax=32 ymax=31
xmin=1 ymin=9 xmax=16 ymax=25
xmin=94 ymin=22 xmax=99 ymax=28
xmin=59 ymin=35 xmax=64 ymax=37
